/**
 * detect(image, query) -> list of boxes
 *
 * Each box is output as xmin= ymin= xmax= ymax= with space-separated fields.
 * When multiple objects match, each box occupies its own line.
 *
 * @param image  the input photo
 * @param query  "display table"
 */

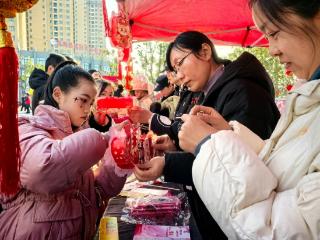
xmin=100 ymin=182 xmax=201 ymax=239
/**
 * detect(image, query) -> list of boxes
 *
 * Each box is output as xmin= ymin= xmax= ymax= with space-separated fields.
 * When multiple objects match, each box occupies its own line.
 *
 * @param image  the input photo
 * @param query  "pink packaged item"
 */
xmin=133 ymin=225 xmax=191 ymax=240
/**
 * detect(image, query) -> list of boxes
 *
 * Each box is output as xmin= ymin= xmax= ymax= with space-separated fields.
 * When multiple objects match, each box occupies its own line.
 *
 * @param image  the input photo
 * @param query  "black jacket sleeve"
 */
xmin=88 ymin=113 xmax=112 ymax=132
xmin=215 ymin=80 xmax=280 ymax=139
xmin=163 ymin=151 xmax=195 ymax=185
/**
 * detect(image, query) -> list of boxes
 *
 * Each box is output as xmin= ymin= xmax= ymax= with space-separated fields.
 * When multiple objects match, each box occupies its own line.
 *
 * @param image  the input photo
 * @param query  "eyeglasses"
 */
xmin=73 ymin=97 xmax=94 ymax=109
xmin=172 ymin=51 xmax=193 ymax=77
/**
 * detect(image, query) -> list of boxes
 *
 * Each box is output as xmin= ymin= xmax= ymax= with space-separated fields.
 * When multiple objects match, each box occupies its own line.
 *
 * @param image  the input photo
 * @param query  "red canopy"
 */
xmin=104 ymin=0 xmax=267 ymax=47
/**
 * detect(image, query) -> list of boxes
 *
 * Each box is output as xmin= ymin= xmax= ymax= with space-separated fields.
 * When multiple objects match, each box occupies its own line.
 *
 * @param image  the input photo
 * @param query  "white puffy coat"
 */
xmin=192 ymin=80 xmax=320 ymax=239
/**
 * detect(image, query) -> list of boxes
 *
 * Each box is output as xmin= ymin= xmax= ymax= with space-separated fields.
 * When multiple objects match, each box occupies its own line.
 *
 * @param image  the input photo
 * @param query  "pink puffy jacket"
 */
xmin=0 ymin=105 xmax=127 ymax=240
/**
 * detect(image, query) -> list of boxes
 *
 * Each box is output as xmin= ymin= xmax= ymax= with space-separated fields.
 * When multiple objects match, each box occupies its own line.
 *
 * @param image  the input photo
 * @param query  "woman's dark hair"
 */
xmin=96 ymin=80 xmax=112 ymax=97
xmin=249 ymin=0 xmax=320 ymax=41
xmin=165 ymin=31 xmax=228 ymax=72
xmin=44 ymin=61 xmax=95 ymax=108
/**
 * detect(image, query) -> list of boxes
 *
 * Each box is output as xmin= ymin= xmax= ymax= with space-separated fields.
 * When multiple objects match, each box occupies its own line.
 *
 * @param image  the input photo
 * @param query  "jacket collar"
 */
xmin=310 ymin=66 xmax=320 ymax=81
xmin=291 ymin=79 xmax=320 ymax=97
xmin=24 ymin=105 xmax=74 ymax=134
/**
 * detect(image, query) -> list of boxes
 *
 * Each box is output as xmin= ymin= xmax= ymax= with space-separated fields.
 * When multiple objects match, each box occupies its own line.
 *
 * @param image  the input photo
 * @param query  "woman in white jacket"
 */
xmin=178 ymin=0 xmax=320 ymax=239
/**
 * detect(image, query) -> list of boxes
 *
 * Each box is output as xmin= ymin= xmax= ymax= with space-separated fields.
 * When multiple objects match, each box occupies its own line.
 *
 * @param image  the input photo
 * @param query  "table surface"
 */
xmin=101 ymin=182 xmax=197 ymax=239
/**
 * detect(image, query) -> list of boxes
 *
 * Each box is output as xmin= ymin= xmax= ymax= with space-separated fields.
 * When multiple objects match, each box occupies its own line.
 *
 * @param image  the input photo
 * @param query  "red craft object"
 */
xmin=111 ymin=124 xmax=155 ymax=169
xmin=111 ymin=137 xmax=135 ymax=169
xmin=97 ymin=97 xmax=133 ymax=109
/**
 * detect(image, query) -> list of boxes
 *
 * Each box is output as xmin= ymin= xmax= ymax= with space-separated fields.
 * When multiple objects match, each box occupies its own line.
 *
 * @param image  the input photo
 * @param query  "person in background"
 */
xmin=0 ymin=61 xmax=130 ymax=239
xmin=88 ymin=69 xmax=102 ymax=80
xmin=154 ymin=74 xmax=176 ymax=102
xmin=29 ymin=53 xmax=66 ymax=114
xmin=20 ymin=94 xmax=26 ymax=112
xmin=175 ymin=0 xmax=320 ymax=239
xmin=89 ymin=80 xmax=115 ymax=132
xmin=151 ymin=74 xmax=180 ymax=120
xmin=114 ymin=84 xmax=124 ymax=97
xmin=96 ymin=80 xmax=114 ymax=97
xmin=132 ymin=76 xmax=153 ymax=110
xmin=24 ymin=93 xmax=31 ymax=114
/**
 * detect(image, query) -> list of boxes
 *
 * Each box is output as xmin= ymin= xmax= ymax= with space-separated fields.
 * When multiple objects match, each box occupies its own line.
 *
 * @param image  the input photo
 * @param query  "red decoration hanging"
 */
xmin=102 ymin=0 xmax=110 ymax=36
xmin=0 ymin=17 xmax=20 ymax=196
xmin=110 ymin=10 xmax=132 ymax=49
xmin=125 ymin=60 xmax=133 ymax=90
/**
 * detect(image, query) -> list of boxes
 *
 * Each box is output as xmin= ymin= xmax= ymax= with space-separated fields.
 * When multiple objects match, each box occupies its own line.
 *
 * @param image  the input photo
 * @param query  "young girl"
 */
xmin=178 ymin=0 xmax=320 ymax=239
xmin=0 ymin=61 xmax=129 ymax=239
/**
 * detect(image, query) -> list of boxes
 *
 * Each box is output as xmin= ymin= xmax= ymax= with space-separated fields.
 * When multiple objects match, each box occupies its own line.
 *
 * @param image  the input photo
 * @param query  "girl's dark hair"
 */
xmin=166 ymin=31 xmax=228 ymax=72
xmin=249 ymin=0 xmax=320 ymax=41
xmin=44 ymin=61 xmax=95 ymax=108
xmin=96 ymin=80 xmax=112 ymax=97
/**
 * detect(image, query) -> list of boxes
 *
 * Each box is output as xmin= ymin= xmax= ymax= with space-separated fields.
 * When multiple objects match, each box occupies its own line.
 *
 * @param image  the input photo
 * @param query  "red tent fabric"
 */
xmin=104 ymin=0 xmax=267 ymax=47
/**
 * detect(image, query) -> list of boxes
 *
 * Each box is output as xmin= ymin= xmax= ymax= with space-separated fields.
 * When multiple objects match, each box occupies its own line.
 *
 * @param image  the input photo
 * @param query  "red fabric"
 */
xmin=102 ymin=76 xmax=119 ymax=82
xmin=103 ymin=0 xmax=267 ymax=47
xmin=97 ymin=97 xmax=133 ymax=109
xmin=25 ymin=96 xmax=30 ymax=105
xmin=0 ymin=47 xmax=20 ymax=196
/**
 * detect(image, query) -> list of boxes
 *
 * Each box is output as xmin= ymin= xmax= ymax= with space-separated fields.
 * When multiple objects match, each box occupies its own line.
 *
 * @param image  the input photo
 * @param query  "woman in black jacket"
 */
xmin=134 ymin=31 xmax=280 ymax=240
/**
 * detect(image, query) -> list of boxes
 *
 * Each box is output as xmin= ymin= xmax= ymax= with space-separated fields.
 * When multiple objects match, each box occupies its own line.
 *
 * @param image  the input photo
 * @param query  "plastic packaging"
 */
xmin=121 ymin=192 xmax=190 ymax=226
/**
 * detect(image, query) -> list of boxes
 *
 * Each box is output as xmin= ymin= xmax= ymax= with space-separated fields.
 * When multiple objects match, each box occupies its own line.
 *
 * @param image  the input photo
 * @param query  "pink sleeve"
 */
xmin=94 ymin=160 xmax=127 ymax=200
xmin=94 ymin=126 xmax=132 ymax=199
xmin=20 ymin=126 xmax=108 ymax=194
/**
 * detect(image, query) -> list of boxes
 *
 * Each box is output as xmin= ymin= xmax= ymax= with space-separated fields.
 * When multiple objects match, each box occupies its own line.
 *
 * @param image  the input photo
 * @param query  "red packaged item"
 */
xmin=96 ymin=97 xmax=133 ymax=125
xmin=110 ymin=123 xmax=155 ymax=169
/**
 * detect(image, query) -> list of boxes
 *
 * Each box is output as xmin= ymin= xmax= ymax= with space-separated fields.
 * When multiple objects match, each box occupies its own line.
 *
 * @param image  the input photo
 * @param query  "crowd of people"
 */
xmin=0 ymin=0 xmax=319 ymax=239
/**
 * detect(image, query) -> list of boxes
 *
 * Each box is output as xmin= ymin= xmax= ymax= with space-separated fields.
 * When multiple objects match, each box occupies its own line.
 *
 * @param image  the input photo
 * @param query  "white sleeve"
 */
xmin=229 ymin=121 xmax=266 ymax=155
xmin=192 ymin=130 xmax=320 ymax=239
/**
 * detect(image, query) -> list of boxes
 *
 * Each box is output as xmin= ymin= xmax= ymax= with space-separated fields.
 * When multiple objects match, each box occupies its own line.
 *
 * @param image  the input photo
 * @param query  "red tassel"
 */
xmin=0 ymin=46 xmax=20 ymax=196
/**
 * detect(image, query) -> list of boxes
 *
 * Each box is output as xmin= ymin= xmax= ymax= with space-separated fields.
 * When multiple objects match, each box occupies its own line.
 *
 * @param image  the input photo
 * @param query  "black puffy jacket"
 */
xmin=28 ymin=68 xmax=48 ymax=114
